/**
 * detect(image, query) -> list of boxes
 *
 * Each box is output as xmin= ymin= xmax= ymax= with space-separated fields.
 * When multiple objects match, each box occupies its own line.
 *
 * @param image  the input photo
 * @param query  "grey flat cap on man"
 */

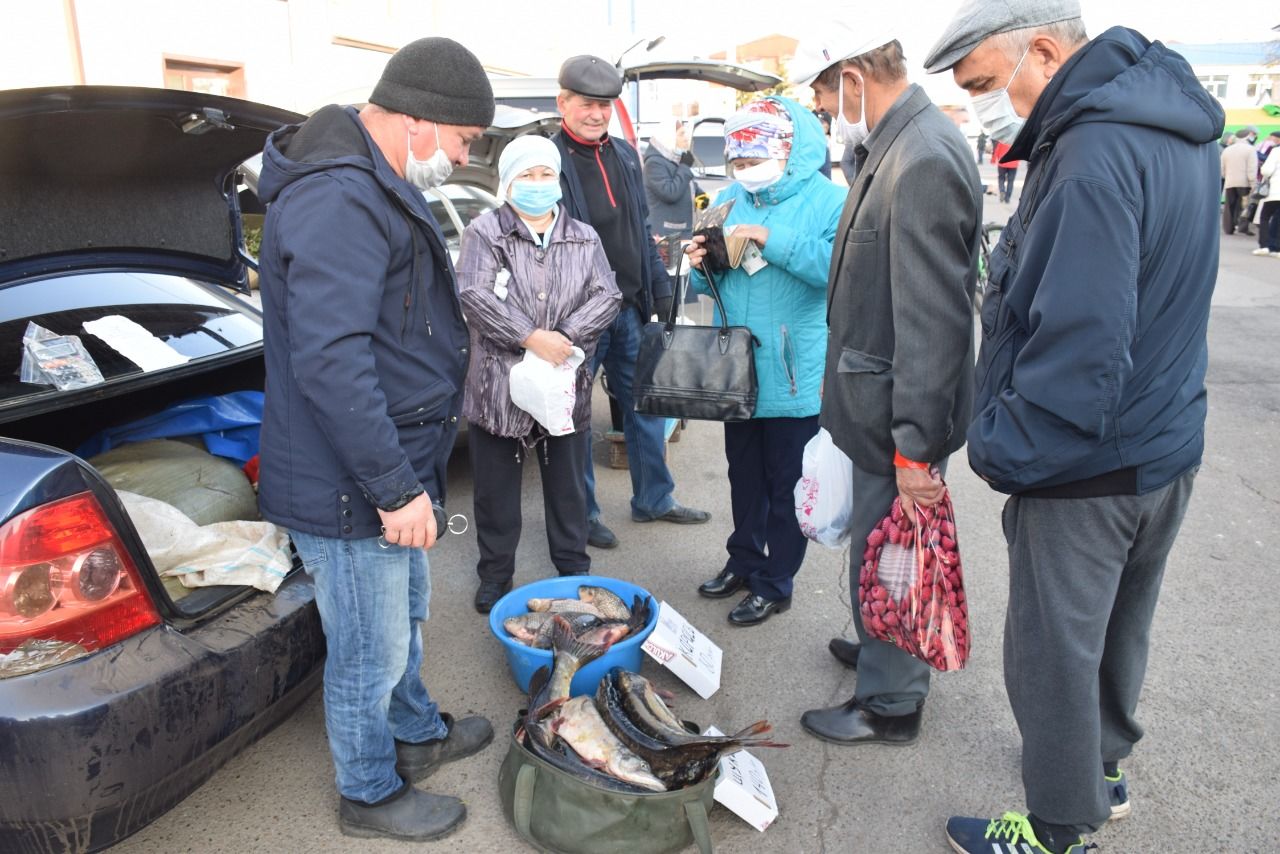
xmin=558 ymin=55 xmax=623 ymax=99
xmin=923 ymin=0 xmax=1081 ymax=73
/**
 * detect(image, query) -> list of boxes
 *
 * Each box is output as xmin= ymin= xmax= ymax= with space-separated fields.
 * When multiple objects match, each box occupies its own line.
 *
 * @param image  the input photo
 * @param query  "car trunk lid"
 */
xmin=0 ymin=86 xmax=303 ymax=286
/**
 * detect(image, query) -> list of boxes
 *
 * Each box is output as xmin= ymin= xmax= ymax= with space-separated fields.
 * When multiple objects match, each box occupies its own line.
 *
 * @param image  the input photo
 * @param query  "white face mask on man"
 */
xmin=404 ymin=122 xmax=453 ymax=190
xmin=970 ymin=45 xmax=1031 ymax=145
xmin=834 ymin=70 xmax=869 ymax=147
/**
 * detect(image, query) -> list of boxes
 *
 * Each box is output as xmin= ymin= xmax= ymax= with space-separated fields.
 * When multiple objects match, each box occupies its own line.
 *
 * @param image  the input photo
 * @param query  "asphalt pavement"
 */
xmin=116 ymin=199 xmax=1280 ymax=853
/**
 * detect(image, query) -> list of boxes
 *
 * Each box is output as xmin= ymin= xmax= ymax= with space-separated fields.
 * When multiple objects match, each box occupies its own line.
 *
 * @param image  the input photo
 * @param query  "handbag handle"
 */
xmin=514 ymin=763 xmax=537 ymax=840
xmin=668 ymin=239 xmax=731 ymax=335
xmin=684 ymin=800 xmax=714 ymax=854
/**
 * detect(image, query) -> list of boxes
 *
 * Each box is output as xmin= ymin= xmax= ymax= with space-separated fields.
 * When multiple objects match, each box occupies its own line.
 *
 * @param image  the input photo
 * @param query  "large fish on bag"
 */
xmin=596 ymin=668 xmax=786 ymax=788
xmin=551 ymin=696 xmax=667 ymax=792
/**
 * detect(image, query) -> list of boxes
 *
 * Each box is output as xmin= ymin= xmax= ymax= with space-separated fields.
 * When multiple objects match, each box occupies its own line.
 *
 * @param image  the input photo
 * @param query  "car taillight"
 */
xmin=0 ymin=492 xmax=161 ymax=672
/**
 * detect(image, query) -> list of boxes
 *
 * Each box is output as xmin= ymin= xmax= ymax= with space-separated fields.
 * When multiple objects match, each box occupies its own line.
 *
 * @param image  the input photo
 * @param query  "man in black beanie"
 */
xmin=256 ymin=37 xmax=494 ymax=841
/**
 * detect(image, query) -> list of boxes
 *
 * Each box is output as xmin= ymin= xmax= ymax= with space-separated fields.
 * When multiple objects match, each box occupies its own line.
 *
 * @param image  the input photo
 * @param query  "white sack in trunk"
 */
xmin=119 ymin=491 xmax=291 ymax=593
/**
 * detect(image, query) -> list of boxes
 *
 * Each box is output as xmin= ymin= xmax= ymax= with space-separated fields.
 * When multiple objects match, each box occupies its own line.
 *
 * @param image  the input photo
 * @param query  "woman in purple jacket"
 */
xmin=456 ymin=135 xmax=622 ymax=613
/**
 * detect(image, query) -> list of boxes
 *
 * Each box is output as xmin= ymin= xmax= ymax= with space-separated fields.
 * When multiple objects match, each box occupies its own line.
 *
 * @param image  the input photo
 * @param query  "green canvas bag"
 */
xmin=498 ymin=728 xmax=716 ymax=854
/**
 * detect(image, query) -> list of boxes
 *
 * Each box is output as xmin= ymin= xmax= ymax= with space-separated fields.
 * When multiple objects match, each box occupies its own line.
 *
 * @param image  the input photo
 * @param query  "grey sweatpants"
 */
xmin=846 ymin=460 xmax=937 ymax=716
xmin=1003 ymin=469 xmax=1196 ymax=833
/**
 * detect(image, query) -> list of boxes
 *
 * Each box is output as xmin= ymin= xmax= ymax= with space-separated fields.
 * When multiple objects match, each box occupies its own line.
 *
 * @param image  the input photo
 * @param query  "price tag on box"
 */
xmin=640 ymin=601 xmax=722 ymax=699
xmin=703 ymin=726 xmax=779 ymax=832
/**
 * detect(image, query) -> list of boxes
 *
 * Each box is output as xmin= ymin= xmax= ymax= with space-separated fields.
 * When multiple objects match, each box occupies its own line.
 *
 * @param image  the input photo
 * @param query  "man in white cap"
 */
xmin=789 ymin=24 xmax=981 ymax=746
xmin=924 ymin=2 xmax=1224 ymax=851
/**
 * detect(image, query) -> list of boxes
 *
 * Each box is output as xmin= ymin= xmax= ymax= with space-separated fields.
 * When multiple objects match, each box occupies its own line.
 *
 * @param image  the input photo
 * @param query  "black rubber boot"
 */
xmin=338 ymin=781 xmax=465 ymax=841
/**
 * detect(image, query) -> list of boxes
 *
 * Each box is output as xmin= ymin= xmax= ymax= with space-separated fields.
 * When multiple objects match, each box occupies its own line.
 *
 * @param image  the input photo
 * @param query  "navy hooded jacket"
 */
xmin=969 ymin=27 xmax=1225 ymax=496
xmin=255 ymin=106 xmax=469 ymax=538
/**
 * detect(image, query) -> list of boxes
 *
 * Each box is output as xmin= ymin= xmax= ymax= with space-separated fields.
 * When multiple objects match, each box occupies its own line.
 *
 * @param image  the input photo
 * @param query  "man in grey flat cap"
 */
xmin=258 ymin=37 xmax=495 ymax=841
xmin=551 ymin=54 xmax=710 ymax=551
xmin=924 ymin=3 xmax=1224 ymax=852
xmin=787 ymin=21 xmax=980 ymax=747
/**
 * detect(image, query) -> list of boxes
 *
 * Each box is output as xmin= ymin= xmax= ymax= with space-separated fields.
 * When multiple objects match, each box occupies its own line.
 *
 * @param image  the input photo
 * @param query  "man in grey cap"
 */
xmin=924 ymin=3 xmax=1224 ymax=852
xmin=551 ymin=54 xmax=710 ymax=550
xmin=787 ymin=21 xmax=980 ymax=747
xmin=257 ymin=37 xmax=496 ymax=841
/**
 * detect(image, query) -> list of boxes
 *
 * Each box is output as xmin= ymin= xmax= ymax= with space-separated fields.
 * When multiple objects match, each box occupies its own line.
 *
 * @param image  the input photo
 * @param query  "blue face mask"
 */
xmin=509 ymin=180 xmax=562 ymax=216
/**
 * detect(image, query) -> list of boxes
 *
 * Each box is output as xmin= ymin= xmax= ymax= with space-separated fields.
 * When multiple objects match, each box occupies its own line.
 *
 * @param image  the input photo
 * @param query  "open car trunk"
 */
xmin=3 ymin=349 xmax=277 ymax=616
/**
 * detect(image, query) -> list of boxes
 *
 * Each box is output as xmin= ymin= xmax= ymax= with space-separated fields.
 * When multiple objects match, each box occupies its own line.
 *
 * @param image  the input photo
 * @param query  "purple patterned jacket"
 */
xmin=457 ymin=203 xmax=621 ymax=438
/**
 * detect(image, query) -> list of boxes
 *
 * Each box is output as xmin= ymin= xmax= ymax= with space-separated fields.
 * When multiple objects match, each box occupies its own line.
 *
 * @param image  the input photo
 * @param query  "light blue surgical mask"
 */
xmin=509 ymin=180 xmax=562 ymax=216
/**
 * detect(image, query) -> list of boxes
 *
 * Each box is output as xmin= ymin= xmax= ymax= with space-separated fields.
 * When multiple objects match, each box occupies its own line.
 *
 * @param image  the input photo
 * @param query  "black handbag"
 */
xmin=633 ymin=254 xmax=757 ymax=422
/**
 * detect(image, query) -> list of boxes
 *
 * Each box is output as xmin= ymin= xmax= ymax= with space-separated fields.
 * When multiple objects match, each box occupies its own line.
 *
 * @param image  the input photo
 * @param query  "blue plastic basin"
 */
xmin=488 ymin=576 xmax=658 ymax=697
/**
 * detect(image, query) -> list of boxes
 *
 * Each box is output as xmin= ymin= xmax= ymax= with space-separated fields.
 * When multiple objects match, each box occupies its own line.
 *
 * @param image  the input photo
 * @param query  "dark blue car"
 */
xmin=0 ymin=86 xmax=325 ymax=853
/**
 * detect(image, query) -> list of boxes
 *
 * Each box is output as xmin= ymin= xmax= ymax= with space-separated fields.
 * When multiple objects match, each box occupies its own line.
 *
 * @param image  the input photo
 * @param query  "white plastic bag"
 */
xmin=794 ymin=428 xmax=854 ymax=549
xmin=508 ymin=347 xmax=585 ymax=436
xmin=119 ymin=491 xmax=291 ymax=593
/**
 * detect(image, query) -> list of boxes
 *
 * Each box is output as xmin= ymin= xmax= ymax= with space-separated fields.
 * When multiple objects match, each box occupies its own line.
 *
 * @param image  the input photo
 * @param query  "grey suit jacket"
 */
xmin=819 ymin=85 xmax=981 ymax=476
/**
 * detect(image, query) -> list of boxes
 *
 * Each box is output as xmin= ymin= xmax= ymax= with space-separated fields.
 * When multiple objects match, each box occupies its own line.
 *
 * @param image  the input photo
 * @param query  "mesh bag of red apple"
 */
xmin=857 ymin=490 xmax=970 ymax=671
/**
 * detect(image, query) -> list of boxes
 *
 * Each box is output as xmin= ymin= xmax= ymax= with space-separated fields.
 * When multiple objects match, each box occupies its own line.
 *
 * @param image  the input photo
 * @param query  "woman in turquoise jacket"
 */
xmin=685 ymin=96 xmax=845 ymax=626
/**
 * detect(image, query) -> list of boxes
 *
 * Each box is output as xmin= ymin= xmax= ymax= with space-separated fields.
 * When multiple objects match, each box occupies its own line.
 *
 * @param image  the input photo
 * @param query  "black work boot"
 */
xmin=338 ymin=781 xmax=465 ymax=841
xmin=395 ymin=713 xmax=494 ymax=783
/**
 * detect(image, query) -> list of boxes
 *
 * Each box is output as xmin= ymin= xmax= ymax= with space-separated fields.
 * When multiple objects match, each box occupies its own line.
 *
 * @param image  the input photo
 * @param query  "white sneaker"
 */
xmin=1252 ymin=247 xmax=1272 ymax=256
xmin=1271 ymin=251 xmax=1280 ymax=258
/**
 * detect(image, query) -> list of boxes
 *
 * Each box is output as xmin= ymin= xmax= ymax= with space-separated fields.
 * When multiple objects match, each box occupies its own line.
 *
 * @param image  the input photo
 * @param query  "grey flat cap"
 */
xmin=924 ymin=0 xmax=1082 ymax=74
xmin=558 ymin=55 xmax=623 ymax=99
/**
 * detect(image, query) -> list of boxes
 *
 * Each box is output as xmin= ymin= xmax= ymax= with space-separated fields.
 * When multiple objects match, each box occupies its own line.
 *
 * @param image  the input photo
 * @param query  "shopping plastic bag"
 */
xmin=794 ymin=429 xmax=853 ymax=549
xmin=857 ymin=489 xmax=970 ymax=671
xmin=508 ymin=347 xmax=585 ymax=436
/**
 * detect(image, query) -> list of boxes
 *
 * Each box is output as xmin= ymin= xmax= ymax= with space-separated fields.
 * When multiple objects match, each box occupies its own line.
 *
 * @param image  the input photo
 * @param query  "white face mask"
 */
xmin=834 ymin=71 xmax=869 ymax=147
xmin=404 ymin=122 xmax=453 ymax=190
xmin=970 ymin=45 xmax=1030 ymax=145
xmin=734 ymin=159 xmax=784 ymax=193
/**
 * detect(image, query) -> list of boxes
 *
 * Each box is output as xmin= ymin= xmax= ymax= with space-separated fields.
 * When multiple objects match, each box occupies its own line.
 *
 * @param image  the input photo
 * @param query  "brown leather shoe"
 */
xmin=800 ymin=698 xmax=922 ymax=745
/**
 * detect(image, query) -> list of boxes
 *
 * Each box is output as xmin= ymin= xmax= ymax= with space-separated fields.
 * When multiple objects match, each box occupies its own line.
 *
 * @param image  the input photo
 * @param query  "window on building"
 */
xmin=1246 ymin=74 xmax=1276 ymax=101
xmin=1197 ymin=74 xmax=1229 ymax=98
xmin=163 ymin=57 xmax=246 ymax=99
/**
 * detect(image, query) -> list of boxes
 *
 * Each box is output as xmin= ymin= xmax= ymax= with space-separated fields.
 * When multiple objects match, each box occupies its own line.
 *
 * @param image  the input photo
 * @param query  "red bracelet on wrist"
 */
xmin=893 ymin=450 xmax=930 ymax=470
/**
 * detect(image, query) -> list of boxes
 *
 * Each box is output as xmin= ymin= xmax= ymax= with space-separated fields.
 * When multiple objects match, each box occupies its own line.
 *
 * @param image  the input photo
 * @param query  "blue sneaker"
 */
xmin=946 ymin=812 xmax=1095 ymax=853
xmin=1107 ymin=769 xmax=1130 ymax=820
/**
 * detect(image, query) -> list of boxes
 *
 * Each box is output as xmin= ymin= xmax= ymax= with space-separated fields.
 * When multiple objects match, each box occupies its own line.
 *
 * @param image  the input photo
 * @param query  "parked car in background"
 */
xmin=0 ymin=85 xmax=325 ymax=854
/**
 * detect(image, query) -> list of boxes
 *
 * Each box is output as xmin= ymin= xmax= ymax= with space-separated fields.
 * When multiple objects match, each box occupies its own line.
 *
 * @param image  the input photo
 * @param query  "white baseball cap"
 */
xmin=790 ymin=21 xmax=898 ymax=87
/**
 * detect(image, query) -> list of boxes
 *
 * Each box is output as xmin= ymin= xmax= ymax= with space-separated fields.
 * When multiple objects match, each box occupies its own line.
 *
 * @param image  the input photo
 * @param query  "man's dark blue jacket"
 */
xmin=970 ymin=27 xmax=1225 ymax=496
xmin=256 ymin=106 xmax=469 ymax=538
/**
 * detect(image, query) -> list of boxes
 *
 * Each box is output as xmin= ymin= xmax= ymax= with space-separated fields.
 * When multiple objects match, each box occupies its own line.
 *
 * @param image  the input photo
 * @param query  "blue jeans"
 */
xmin=585 ymin=307 xmax=676 ymax=519
xmin=288 ymin=530 xmax=448 ymax=803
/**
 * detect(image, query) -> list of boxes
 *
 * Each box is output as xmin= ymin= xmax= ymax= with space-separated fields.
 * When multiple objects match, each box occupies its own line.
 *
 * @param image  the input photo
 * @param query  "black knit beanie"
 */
xmin=369 ymin=37 xmax=495 ymax=127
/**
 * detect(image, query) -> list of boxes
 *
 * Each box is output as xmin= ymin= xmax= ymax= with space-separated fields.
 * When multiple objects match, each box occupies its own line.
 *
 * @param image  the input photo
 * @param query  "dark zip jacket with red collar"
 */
xmin=553 ymin=128 xmax=672 ymax=318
